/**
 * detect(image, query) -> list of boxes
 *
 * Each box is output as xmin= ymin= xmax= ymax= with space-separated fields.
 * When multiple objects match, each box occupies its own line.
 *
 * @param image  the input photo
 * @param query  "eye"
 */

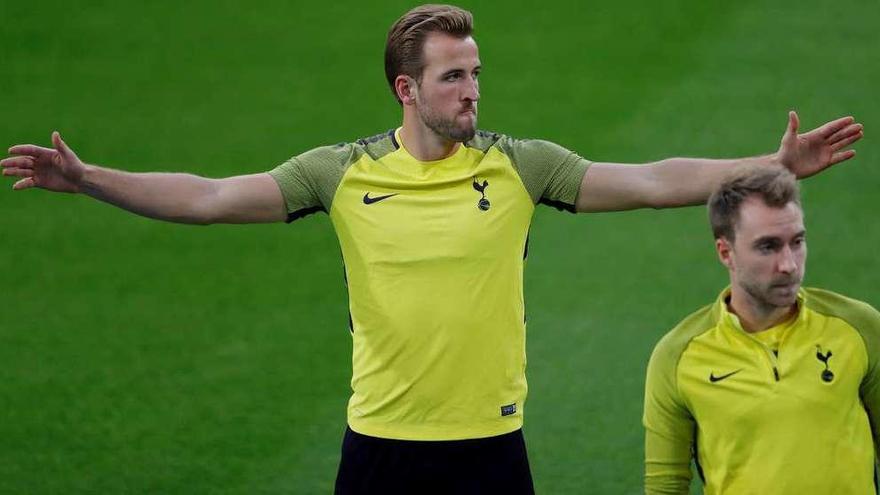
xmin=756 ymin=242 xmax=778 ymax=254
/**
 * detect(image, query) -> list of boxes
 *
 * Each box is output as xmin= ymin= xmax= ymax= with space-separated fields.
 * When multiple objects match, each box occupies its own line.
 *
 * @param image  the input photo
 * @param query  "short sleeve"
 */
xmin=268 ymin=143 xmax=358 ymax=222
xmin=496 ymin=137 xmax=591 ymax=212
xmin=644 ymin=337 xmax=695 ymax=494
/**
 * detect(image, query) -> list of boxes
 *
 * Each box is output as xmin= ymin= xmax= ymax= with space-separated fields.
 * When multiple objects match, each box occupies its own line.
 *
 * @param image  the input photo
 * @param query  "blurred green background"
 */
xmin=1 ymin=0 xmax=876 ymax=493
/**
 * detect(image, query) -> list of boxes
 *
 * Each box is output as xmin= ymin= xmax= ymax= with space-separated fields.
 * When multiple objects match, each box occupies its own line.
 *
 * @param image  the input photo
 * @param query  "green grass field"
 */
xmin=1 ymin=1 xmax=877 ymax=493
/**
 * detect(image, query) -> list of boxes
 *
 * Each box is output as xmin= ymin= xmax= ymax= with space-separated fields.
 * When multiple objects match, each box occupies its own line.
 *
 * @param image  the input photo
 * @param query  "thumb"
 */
xmin=52 ymin=131 xmax=78 ymax=161
xmin=787 ymin=111 xmax=799 ymax=137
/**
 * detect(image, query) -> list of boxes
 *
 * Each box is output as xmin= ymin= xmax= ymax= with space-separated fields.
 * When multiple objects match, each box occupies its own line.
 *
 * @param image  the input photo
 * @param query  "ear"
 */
xmin=716 ymin=237 xmax=734 ymax=269
xmin=394 ymin=75 xmax=418 ymax=106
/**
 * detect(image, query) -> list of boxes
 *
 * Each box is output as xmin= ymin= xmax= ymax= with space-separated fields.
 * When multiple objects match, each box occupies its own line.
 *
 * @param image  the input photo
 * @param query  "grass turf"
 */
xmin=1 ymin=1 xmax=876 ymax=493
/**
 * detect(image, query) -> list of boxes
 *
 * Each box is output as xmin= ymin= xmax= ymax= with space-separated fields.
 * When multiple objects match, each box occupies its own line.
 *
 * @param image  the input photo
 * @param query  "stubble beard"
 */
xmin=416 ymin=97 xmax=477 ymax=143
xmin=740 ymin=275 xmax=802 ymax=315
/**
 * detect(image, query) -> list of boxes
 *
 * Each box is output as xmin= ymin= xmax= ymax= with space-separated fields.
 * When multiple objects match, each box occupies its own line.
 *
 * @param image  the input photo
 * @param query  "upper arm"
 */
xmin=266 ymin=143 xmax=356 ymax=222
xmin=497 ymin=137 xmax=590 ymax=212
xmin=203 ymin=173 xmax=287 ymax=224
xmin=863 ymin=368 xmax=880 ymax=461
xmin=856 ymin=311 xmax=880 ymax=459
xmin=575 ymin=162 xmax=659 ymax=213
xmin=644 ymin=340 xmax=695 ymax=494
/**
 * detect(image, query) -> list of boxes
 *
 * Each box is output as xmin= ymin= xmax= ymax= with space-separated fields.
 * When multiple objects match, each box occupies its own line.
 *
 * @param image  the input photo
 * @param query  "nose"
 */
xmin=462 ymin=76 xmax=479 ymax=102
xmin=777 ymin=246 xmax=797 ymax=274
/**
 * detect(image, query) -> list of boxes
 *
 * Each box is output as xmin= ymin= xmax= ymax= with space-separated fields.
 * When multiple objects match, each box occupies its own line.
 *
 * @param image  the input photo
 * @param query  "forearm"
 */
xmin=576 ymin=153 xmax=780 ymax=213
xmin=80 ymin=164 xmax=220 ymax=224
xmin=645 ymin=153 xmax=779 ymax=208
xmin=644 ymin=429 xmax=693 ymax=495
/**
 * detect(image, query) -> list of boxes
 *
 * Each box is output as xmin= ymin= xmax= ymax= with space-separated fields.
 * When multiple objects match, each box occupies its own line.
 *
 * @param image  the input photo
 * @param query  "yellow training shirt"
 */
xmin=269 ymin=129 xmax=590 ymax=440
xmin=644 ymin=287 xmax=880 ymax=494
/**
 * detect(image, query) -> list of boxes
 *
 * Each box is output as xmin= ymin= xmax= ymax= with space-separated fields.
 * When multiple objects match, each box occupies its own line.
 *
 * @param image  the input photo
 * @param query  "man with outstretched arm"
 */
xmin=643 ymin=166 xmax=879 ymax=494
xmin=3 ymin=5 xmax=864 ymax=494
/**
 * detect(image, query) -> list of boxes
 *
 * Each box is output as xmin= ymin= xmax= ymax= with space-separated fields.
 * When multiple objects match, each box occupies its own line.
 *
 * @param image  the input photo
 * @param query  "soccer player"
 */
xmin=643 ymin=166 xmax=879 ymax=494
xmin=2 ymin=4 xmax=865 ymax=494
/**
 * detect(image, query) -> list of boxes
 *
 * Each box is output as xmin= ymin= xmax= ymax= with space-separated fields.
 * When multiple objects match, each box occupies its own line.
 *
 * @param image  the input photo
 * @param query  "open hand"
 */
xmin=777 ymin=111 xmax=863 ymax=178
xmin=3 ymin=132 xmax=86 ymax=193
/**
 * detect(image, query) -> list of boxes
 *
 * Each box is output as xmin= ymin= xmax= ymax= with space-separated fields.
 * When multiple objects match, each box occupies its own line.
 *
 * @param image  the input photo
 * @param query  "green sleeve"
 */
xmin=644 ymin=335 xmax=695 ymax=495
xmin=495 ymin=137 xmax=591 ymax=212
xmin=267 ymin=143 xmax=359 ymax=222
xmin=854 ymin=305 xmax=880 ymax=461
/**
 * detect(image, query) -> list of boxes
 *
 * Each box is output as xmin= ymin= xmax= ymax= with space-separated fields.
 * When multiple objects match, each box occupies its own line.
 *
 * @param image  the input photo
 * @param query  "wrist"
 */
xmin=767 ymin=151 xmax=784 ymax=168
xmin=76 ymin=163 xmax=98 ymax=194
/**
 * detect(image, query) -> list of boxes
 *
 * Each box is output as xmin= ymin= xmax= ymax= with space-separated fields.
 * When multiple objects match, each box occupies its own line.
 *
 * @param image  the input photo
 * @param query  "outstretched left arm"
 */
xmin=575 ymin=112 xmax=864 ymax=213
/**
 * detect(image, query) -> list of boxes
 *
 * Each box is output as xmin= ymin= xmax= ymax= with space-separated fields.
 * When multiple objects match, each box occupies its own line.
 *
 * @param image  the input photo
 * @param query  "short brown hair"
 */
xmin=384 ymin=5 xmax=474 ymax=103
xmin=708 ymin=165 xmax=801 ymax=241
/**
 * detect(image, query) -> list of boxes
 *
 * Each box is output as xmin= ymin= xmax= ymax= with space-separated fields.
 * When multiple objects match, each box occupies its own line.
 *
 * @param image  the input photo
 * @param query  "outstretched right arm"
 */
xmin=2 ymin=132 xmax=286 ymax=225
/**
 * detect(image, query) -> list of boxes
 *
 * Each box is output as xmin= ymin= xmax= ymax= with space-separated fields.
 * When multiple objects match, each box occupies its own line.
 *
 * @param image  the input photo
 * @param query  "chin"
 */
xmin=767 ymin=288 xmax=799 ymax=307
xmin=448 ymin=125 xmax=476 ymax=142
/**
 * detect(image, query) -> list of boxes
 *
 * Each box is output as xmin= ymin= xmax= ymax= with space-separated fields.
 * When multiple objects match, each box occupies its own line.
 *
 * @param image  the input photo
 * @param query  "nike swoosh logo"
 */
xmin=363 ymin=192 xmax=398 ymax=205
xmin=709 ymin=369 xmax=743 ymax=383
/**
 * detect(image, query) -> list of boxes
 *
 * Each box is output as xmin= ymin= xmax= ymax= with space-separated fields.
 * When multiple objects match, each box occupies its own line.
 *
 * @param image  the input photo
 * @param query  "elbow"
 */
xmin=158 ymin=210 xmax=215 ymax=225
xmin=644 ymin=160 xmax=701 ymax=210
xmin=184 ymin=179 xmax=223 ymax=225
xmin=184 ymin=205 xmax=218 ymax=225
xmin=648 ymin=196 xmax=685 ymax=210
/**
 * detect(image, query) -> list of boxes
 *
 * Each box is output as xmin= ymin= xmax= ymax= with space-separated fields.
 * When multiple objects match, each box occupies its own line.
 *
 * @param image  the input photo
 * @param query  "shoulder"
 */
xmin=280 ymin=130 xmax=398 ymax=173
xmin=354 ymin=129 xmax=398 ymax=161
xmin=804 ymin=287 xmax=880 ymax=333
xmin=465 ymin=129 xmax=505 ymax=152
xmin=650 ymin=303 xmax=719 ymax=370
xmin=804 ymin=287 xmax=880 ymax=364
xmin=290 ymin=142 xmax=354 ymax=169
xmin=473 ymin=132 xmax=572 ymax=162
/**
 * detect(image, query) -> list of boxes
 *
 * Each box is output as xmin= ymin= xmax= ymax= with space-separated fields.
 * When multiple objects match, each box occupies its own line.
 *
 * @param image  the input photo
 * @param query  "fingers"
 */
xmin=12 ymin=177 xmax=36 ymax=190
xmin=8 ymin=144 xmax=55 ymax=157
xmin=8 ymin=131 xmax=77 ymax=162
xmin=1 ymin=156 xmax=35 ymax=169
xmin=814 ymin=116 xmax=855 ymax=139
xmin=827 ymin=123 xmax=863 ymax=144
xmin=829 ymin=150 xmax=856 ymax=166
xmin=830 ymin=132 xmax=863 ymax=152
xmin=2 ymin=167 xmax=35 ymax=178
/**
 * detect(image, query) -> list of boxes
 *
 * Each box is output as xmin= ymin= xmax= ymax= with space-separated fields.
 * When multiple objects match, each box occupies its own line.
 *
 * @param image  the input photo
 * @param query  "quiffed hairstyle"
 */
xmin=708 ymin=165 xmax=800 ymax=241
xmin=384 ymin=4 xmax=474 ymax=104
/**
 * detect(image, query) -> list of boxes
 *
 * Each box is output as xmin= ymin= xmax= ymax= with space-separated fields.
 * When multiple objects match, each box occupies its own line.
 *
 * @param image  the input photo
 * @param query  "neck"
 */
xmin=399 ymin=112 xmax=459 ymax=161
xmin=728 ymin=286 xmax=797 ymax=333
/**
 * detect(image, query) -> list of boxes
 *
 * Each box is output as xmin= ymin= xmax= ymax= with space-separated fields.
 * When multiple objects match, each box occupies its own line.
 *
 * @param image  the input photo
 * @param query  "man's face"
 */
xmin=719 ymin=197 xmax=807 ymax=311
xmin=412 ymin=32 xmax=481 ymax=142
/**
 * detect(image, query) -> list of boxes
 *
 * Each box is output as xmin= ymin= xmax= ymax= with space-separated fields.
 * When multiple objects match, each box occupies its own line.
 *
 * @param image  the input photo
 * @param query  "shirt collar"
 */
xmin=715 ymin=286 xmax=807 ymax=336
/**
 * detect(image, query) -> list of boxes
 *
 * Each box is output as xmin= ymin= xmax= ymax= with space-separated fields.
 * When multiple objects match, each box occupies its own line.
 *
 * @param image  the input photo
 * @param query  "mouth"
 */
xmin=770 ymin=281 xmax=799 ymax=292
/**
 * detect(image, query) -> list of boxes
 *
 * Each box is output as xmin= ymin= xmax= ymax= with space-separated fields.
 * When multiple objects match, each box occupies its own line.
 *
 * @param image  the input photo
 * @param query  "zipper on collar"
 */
xmin=737 ymin=330 xmax=782 ymax=382
xmin=758 ymin=340 xmax=781 ymax=382
xmin=721 ymin=309 xmax=786 ymax=382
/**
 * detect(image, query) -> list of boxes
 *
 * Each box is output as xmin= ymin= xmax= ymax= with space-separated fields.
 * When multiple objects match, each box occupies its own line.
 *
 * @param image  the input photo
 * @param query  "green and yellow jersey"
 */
xmin=644 ymin=287 xmax=880 ymax=494
xmin=269 ymin=129 xmax=590 ymax=440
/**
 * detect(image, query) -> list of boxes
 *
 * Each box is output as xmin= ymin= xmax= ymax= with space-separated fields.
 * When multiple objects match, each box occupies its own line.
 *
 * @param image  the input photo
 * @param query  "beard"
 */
xmin=416 ymin=97 xmax=477 ymax=142
xmin=740 ymin=274 xmax=802 ymax=313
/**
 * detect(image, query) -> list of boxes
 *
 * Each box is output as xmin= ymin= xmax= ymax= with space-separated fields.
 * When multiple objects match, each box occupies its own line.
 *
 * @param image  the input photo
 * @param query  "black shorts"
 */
xmin=335 ymin=426 xmax=535 ymax=495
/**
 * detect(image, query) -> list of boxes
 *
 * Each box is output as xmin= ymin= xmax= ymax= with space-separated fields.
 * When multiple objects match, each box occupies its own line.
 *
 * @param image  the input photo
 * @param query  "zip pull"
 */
xmin=773 ymin=367 xmax=780 ymax=381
